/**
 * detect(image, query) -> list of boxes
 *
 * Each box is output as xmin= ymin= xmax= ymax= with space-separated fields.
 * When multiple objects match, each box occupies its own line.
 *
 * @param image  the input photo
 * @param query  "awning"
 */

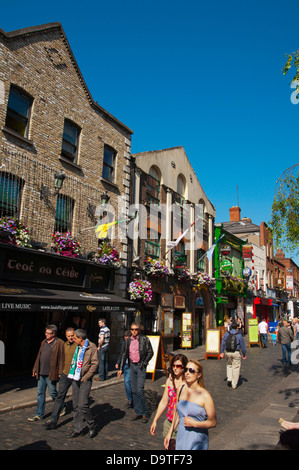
xmin=0 ymin=285 xmax=137 ymax=312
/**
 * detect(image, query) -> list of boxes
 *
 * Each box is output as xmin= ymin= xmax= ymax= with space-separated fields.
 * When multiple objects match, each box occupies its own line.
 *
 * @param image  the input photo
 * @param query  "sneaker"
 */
xmin=45 ymin=421 xmax=56 ymax=430
xmin=126 ymin=401 xmax=133 ymax=409
xmin=59 ymin=407 xmax=66 ymax=417
xmin=28 ymin=415 xmax=42 ymax=422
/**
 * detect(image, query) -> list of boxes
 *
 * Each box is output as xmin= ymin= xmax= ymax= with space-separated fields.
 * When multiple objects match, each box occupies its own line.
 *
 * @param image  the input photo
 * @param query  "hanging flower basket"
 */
xmin=128 ymin=279 xmax=152 ymax=304
xmin=174 ymin=267 xmax=192 ymax=282
xmin=97 ymin=240 xmax=122 ymax=269
xmin=52 ymin=231 xmax=81 ymax=258
xmin=0 ymin=216 xmax=31 ymax=247
xmin=196 ymin=272 xmax=215 ymax=288
xmin=144 ymin=257 xmax=169 ymax=278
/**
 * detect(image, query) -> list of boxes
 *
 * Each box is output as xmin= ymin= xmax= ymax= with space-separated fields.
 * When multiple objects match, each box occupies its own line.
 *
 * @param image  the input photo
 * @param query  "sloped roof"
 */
xmin=0 ymin=22 xmax=133 ymax=135
xmin=217 ymin=219 xmax=260 ymax=234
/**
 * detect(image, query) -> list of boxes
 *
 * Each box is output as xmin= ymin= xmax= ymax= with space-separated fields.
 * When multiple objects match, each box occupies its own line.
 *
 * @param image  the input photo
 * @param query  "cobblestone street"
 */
xmin=0 ymin=338 xmax=298 ymax=452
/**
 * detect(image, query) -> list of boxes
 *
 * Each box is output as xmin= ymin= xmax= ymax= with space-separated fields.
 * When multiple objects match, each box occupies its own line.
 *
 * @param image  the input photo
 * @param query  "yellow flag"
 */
xmin=95 ymin=221 xmax=118 ymax=238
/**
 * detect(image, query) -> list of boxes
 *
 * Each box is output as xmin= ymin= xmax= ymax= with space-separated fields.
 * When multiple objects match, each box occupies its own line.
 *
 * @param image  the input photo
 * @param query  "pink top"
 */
xmin=129 ymin=335 xmax=140 ymax=363
xmin=166 ymin=379 xmax=177 ymax=422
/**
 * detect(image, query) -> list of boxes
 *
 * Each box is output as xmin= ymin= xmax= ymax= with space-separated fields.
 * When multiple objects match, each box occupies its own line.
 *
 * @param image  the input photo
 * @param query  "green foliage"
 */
xmin=282 ymin=51 xmax=299 ymax=96
xmin=270 ymin=172 xmax=299 ymax=255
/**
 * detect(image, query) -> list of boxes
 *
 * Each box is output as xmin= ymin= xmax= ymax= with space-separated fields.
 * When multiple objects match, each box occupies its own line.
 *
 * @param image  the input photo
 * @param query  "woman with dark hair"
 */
xmin=164 ymin=360 xmax=216 ymax=450
xmin=150 ymin=354 xmax=188 ymax=447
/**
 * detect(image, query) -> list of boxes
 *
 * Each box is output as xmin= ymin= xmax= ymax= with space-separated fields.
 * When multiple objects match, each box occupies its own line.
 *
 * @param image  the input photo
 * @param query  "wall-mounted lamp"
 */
xmin=100 ymin=191 xmax=110 ymax=206
xmin=54 ymin=170 xmax=66 ymax=195
xmin=40 ymin=170 xmax=66 ymax=200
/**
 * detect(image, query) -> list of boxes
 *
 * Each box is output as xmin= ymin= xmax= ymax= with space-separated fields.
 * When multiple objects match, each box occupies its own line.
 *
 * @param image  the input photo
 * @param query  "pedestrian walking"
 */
xmin=164 ymin=360 xmax=216 ymax=450
xmin=294 ymin=318 xmax=299 ymax=341
xmin=117 ymin=322 xmax=153 ymax=423
xmin=67 ymin=329 xmax=99 ymax=438
xmin=45 ymin=327 xmax=77 ymax=430
xmin=95 ymin=318 xmax=110 ymax=381
xmin=220 ymin=320 xmax=246 ymax=389
xmin=277 ymin=321 xmax=294 ymax=366
xmin=115 ymin=330 xmax=133 ymax=409
xmin=28 ymin=324 xmax=64 ymax=422
xmin=258 ymin=318 xmax=268 ymax=348
xmin=150 ymin=353 xmax=188 ymax=448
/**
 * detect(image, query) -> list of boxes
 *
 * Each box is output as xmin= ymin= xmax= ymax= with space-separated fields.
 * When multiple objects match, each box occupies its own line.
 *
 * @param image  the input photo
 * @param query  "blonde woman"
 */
xmin=150 ymin=354 xmax=187 ymax=447
xmin=164 ymin=360 xmax=216 ymax=450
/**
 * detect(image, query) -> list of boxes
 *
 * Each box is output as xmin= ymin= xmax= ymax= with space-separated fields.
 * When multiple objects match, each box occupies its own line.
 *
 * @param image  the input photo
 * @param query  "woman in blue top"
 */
xmin=164 ymin=360 xmax=216 ymax=450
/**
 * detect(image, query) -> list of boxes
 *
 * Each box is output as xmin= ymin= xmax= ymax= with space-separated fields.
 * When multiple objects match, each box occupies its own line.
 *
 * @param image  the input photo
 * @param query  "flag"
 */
xmin=206 ymin=234 xmax=225 ymax=261
xmin=95 ymin=218 xmax=130 ymax=238
xmin=166 ymin=218 xmax=198 ymax=251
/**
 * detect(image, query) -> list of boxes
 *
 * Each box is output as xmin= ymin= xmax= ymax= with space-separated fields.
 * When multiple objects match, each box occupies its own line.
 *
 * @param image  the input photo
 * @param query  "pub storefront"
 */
xmin=0 ymin=243 xmax=136 ymax=376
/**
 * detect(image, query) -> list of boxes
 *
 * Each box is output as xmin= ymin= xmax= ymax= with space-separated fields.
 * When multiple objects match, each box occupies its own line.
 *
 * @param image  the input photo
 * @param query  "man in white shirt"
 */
xmin=258 ymin=319 xmax=268 ymax=348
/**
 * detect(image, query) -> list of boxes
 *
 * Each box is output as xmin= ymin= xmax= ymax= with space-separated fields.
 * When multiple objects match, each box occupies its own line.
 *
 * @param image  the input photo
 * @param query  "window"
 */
xmin=54 ymin=194 xmax=74 ymax=233
xmin=102 ymin=146 xmax=116 ymax=182
xmin=0 ymin=173 xmax=23 ymax=217
xmin=5 ymin=86 xmax=32 ymax=138
xmin=61 ymin=120 xmax=80 ymax=163
xmin=145 ymin=228 xmax=160 ymax=259
xmin=146 ymin=166 xmax=161 ymax=205
xmin=197 ymin=249 xmax=205 ymax=272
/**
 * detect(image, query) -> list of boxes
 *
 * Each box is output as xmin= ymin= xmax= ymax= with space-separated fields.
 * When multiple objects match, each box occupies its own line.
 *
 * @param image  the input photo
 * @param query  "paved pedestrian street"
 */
xmin=0 ymin=340 xmax=298 ymax=451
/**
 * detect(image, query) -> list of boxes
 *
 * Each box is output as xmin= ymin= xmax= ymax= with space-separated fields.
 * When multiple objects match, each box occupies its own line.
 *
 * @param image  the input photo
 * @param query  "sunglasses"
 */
xmin=131 ymin=328 xmax=139 ymax=331
xmin=184 ymin=367 xmax=198 ymax=374
xmin=172 ymin=364 xmax=183 ymax=369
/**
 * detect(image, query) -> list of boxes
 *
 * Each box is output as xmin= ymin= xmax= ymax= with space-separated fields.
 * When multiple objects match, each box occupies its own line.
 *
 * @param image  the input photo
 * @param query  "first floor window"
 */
xmin=54 ymin=194 xmax=74 ymax=233
xmin=0 ymin=173 xmax=23 ymax=217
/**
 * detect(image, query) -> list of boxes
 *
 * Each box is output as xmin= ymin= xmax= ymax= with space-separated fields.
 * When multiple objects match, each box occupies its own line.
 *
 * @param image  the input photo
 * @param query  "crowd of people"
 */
xmin=26 ymin=313 xmax=299 ymax=450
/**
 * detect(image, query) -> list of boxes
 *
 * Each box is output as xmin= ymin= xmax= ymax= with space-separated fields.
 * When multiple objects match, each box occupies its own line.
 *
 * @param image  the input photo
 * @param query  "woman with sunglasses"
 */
xmin=164 ymin=360 xmax=216 ymax=450
xmin=150 ymin=354 xmax=188 ymax=447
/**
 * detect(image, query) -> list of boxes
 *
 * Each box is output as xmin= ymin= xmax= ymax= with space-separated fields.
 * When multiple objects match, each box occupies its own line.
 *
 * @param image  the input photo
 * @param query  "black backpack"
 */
xmin=225 ymin=331 xmax=238 ymax=352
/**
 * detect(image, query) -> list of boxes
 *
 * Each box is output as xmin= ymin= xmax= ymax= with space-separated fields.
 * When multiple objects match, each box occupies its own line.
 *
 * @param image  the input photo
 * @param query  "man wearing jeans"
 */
xmin=28 ymin=324 xmax=64 ymax=422
xmin=258 ymin=318 xmax=268 ymax=348
xmin=278 ymin=321 xmax=294 ymax=366
xmin=118 ymin=323 xmax=153 ymax=423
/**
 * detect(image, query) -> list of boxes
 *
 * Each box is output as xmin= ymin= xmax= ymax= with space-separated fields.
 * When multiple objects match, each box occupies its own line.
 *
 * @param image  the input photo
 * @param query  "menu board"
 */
xmin=205 ymin=329 xmax=221 ymax=359
xmin=248 ymin=318 xmax=260 ymax=346
xmin=181 ymin=312 xmax=192 ymax=348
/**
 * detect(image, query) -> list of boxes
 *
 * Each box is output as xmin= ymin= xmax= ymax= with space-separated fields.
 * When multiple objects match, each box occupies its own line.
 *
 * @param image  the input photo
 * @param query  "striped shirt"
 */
xmin=99 ymin=326 xmax=110 ymax=350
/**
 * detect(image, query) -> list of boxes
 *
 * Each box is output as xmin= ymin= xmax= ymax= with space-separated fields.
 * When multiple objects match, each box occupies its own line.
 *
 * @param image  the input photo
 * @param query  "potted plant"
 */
xmin=97 ymin=240 xmax=122 ymax=269
xmin=196 ymin=272 xmax=215 ymax=288
xmin=128 ymin=279 xmax=152 ymax=304
xmin=144 ymin=257 xmax=169 ymax=278
xmin=52 ymin=231 xmax=81 ymax=258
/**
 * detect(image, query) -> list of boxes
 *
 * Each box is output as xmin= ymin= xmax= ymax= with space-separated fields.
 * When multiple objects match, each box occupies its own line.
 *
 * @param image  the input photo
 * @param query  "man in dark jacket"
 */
xmin=118 ymin=323 xmax=153 ymax=423
xmin=278 ymin=321 xmax=294 ymax=366
xmin=28 ymin=324 xmax=64 ymax=421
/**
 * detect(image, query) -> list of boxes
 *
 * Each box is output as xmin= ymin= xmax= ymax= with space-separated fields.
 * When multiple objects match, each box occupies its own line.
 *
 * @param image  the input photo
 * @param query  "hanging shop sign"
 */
xmin=243 ymin=267 xmax=252 ymax=278
xmin=220 ymin=245 xmax=231 ymax=256
xmin=220 ymin=259 xmax=232 ymax=273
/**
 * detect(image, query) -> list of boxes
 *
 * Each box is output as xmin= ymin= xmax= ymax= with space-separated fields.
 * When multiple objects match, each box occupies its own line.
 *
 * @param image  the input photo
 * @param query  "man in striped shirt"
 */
xmin=95 ymin=318 xmax=110 ymax=381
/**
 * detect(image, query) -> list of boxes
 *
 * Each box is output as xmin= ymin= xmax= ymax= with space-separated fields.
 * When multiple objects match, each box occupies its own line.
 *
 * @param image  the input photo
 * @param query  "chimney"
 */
xmin=275 ymin=249 xmax=285 ymax=260
xmin=229 ymin=206 xmax=241 ymax=222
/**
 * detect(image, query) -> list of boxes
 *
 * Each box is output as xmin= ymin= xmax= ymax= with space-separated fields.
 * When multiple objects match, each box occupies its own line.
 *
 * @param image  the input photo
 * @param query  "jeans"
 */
xmin=98 ymin=346 xmax=109 ymax=380
xmin=123 ymin=363 xmax=133 ymax=403
xmin=36 ymin=375 xmax=58 ymax=418
xmin=260 ymin=333 xmax=267 ymax=347
xmin=72 ymin=379 xmax=95 ymax=433
xmin=50 ymin=373 xmax=73 ymax=424
xmin=281 ymin=343 xmax=292 ymax=365
xmin=130 ymin=363 xmax=147 ymax=416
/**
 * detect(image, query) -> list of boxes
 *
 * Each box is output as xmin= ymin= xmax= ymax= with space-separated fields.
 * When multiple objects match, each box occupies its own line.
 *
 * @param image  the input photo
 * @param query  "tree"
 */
xmin=270 ymin=164 xmax=299 ymax=255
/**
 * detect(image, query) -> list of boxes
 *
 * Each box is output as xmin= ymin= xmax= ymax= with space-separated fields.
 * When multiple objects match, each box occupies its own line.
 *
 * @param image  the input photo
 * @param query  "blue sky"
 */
xmin=2 ymin=0 xmax=299 ymax=257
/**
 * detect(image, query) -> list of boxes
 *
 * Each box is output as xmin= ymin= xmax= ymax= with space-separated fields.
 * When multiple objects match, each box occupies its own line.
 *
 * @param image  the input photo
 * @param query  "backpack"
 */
xmin=225 ymin=331 xmax=238 ymax=352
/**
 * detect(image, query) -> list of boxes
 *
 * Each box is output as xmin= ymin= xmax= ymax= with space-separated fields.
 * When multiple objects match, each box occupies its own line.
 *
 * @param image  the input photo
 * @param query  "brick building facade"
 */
xmin=0 ymin=23 xmax=135 ymax=375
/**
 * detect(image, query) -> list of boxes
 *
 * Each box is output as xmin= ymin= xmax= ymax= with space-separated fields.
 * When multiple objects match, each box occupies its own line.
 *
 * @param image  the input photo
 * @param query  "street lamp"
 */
xmin=40 ymin=170 xmax=66 ymax=200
